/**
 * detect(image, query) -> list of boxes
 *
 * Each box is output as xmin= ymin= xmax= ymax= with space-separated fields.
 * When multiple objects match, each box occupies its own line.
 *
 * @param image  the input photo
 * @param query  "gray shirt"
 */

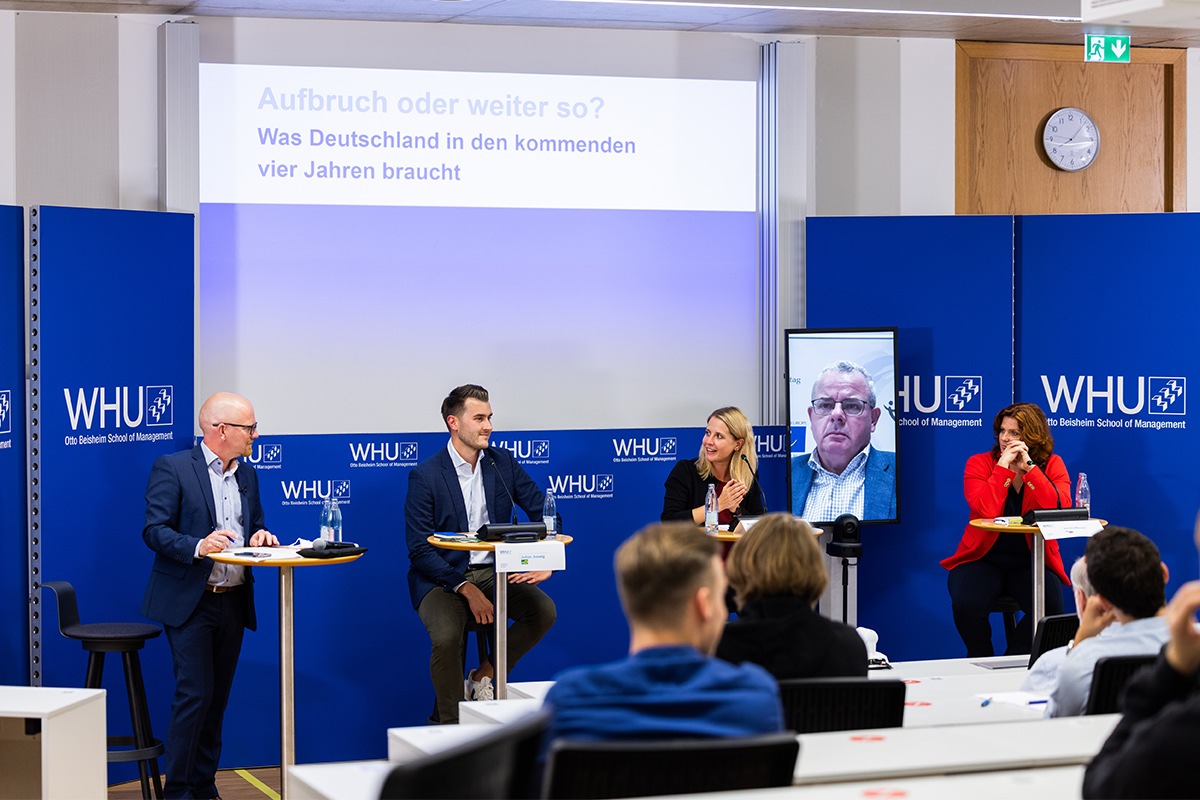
xmin=1046 ymin=616 xmax=1169 ymax=717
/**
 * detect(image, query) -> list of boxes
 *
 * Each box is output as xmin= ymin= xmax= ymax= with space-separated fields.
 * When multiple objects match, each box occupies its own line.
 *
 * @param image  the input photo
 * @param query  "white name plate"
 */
xmin=495 ymin=540 xmax=567 ymax=572
xmin=1037 ymin=519 xmax=1104 ymax=540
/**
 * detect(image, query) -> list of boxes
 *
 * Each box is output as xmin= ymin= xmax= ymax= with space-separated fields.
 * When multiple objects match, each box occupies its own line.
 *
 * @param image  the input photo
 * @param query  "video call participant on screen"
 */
xmin=141 ymin=392 xmax=279 ymax=800
xmin=716 ymin=513 xmax=867 ymax=679
xmin=404 ymin=384 xmax=557 ymax=723
xmin=543 ymin=522 xmax=783 ymax=746
xmin=941 ymin=402 xmax=1070 ymax=657
xmin=661 ymin=406 xmax=764 ymax=526
xmin=791 ymin=361 xmax=896 ymax=522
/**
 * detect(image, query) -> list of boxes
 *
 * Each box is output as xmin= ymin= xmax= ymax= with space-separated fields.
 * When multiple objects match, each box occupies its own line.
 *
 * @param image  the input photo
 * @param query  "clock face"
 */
xmin=1043 ymin=107 xmax=1100 ymax=172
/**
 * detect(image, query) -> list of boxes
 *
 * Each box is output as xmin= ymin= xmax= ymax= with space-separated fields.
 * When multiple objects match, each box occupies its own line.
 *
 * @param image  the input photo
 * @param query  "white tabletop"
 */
xmin=0 ymin=685 xmax=106 ymax=717
xmin=386 ymin=723 xmax=496 ymax=761
xmin=871 ymin=655 xmax=1029 ymax=679
xmin=507 ymin=680 xmax=555 ymax=701
xmin=899 ymin=671 xmax=1047 ymax=726
xmin=458 ymin=696 xmax=544 ymax=725
xmin=793 ymin=714 xmax=1119 ymax=784
xmin=288 ymin=760 xmax=391 ymax=800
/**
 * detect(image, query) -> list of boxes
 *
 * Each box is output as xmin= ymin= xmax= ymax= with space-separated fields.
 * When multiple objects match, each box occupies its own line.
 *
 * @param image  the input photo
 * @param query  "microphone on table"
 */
xmin=313 ymin=538 xmax=360 ymax=550
xmin=488 ymin=452 xmax=520 ymax=524
xmin=740 ymin=453 xmax=767 ymax=513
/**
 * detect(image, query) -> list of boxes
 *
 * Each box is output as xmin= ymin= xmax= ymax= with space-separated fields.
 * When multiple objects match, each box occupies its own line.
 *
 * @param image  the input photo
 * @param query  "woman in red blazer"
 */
xmin=941 ymin=402 xmax=1071 ymax=657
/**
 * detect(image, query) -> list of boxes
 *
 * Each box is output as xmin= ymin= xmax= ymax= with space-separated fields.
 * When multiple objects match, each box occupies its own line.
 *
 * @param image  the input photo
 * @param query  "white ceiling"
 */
xmin=3 ymin=0 xmax=1200 ymax=47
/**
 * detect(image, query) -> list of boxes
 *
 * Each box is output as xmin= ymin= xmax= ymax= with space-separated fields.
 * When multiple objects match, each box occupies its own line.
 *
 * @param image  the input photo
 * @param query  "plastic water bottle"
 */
xmin=1075 ymin=472 xmax=1091 ymax=516
xmin=704 ymin=484 xmax=718 ymax=533
xmin=543 ymin=489 xmax=557 ymax=535
xmin=328 ymin=497 xmax=343 ymax=543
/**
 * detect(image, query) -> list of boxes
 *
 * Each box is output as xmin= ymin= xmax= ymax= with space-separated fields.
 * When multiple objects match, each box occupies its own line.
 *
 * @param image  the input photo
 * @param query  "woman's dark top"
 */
xmin=661 ymin=458 xmax=765 ymax=523
xmin=715 ymin=594 xmax=868 ymax=680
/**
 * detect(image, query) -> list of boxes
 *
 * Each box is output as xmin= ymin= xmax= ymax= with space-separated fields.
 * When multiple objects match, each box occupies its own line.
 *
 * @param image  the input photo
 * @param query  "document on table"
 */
xmin=222 ymin=547 xmax=302 ymax=562
xmin=978 ymin=691 xmax=1049 ymax=707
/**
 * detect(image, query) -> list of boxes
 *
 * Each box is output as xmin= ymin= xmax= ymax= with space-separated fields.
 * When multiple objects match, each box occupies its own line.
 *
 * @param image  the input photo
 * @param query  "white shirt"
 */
xmin=1045 ymin=616 xmax=1169 ymax=717
xmin=803 ymin=445 xmax=870 ymax=521
xmin=199 ymin=441 xmax=246 ymax=587
xmin=447 ymin=439 xmax=493 ymax=566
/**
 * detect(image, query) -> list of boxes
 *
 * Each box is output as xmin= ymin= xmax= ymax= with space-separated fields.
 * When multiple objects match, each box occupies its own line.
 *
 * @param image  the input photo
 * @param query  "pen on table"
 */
xmin=1028 ymin=698 xmax=1048 ymax=705
xmin=980 ymin=697 xmax=991 ymax=707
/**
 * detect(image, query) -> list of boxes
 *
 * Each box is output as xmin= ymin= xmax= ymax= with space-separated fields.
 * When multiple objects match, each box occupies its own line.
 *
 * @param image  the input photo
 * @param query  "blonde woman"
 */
xmin=716 ymin=513 xmax=867 ymax=679
xmin=661 ymin=407 xmax=763 ymax=526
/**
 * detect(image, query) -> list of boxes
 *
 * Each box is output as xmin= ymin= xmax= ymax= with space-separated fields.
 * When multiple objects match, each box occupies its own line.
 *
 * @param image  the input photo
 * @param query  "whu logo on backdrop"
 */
xmin=280 ymin=479 xmax=352 ymax=504
xmin=63 ymin=385 xmax=173 ymax=430
xmin=755 ymin=432 xmax=787 ymax=458
xmin=244 ymin=443 xmax=283 ymax=466
xmin=348 ymin=441 xmax=419 ymax=465
xmin=1041 ymin=375 xmax=1187 ymax=416
xmin=0 ymin=389 xmax=10 ymax=435
xmin=546 ymin=473 xmax=614 ymax=498
xmin=612 ymin=437 xmax=676 ymax=458
xmin=493 ymin=439 xmax=550 ymax=463
xmin=897 ymin=376 xmax=984 ymax=415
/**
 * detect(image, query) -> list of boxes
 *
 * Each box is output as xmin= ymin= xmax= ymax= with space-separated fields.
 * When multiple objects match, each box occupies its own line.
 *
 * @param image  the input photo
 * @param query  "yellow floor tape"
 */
xmin=235 ymin=768 xmax=280 ymax=800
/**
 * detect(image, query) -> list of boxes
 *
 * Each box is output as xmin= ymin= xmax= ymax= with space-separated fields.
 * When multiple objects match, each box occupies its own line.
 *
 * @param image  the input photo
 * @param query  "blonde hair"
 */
xmin=615 ymin=523 xmax=720 ymax=628
xmin=694 ymin=406 xmax=757 ymax=485
xmin=726 ymin=513 xmax=827 ymax=609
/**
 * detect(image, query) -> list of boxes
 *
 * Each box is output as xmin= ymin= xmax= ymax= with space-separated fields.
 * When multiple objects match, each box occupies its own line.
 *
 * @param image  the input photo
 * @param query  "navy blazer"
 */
xmin=405 ymin=445 xmax=545 ymax=610
xmin=141 ymin=444 xmax=266 ymax=629
xmin=790 ymin=446 xmax=897 ymax=522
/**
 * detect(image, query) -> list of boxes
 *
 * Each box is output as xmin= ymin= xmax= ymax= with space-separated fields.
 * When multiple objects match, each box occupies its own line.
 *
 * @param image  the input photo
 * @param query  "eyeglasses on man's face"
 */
xmin=810 ymin=398 xmax=870 ymax=417
xmin=214 ymin=421 xmax=258 ymax=433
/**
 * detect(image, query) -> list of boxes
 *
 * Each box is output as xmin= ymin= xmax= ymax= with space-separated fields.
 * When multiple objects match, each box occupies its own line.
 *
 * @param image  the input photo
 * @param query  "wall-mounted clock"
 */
xmin=1042 ymin=107 xmax=1100 ymax=172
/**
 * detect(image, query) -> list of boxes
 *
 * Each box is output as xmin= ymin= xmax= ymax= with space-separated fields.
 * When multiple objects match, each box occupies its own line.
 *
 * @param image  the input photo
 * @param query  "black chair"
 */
xmin=777 ymin=676 xmax=906 ymax=733
xmin=42 ymin=580 xmax=164 ymax=800
xmin=1085 ymin=654 xmax=1157 ymax=715
xmin=379 ymin=708 xmax=550 ymax=799
xmin=541 ymin=732 xmax=799 ymax=799
xmin=1028 ymin=613 xmax=1080 ymax=668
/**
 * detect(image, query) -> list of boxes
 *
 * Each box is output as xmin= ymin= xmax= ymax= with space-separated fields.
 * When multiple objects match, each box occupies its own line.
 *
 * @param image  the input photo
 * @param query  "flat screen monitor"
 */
xmin=785 ymin=327 xmax=900 ymax=525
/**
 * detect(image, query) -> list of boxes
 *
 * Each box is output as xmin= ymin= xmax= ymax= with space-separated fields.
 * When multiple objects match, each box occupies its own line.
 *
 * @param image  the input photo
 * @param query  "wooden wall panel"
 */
xmin=956 ymin=42 xmax=1185 ymax=214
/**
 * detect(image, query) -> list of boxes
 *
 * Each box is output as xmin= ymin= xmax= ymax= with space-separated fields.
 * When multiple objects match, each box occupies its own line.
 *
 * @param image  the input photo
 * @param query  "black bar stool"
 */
xmin=43 ymin=580 xmax=164 ymax=800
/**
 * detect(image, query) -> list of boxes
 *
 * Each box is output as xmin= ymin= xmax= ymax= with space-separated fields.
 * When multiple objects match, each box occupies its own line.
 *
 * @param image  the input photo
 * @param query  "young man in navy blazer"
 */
xmin=141 ymin=392 xmax=278 ymax=799
xmin=405 ymin=384 xmax=556 ymax=723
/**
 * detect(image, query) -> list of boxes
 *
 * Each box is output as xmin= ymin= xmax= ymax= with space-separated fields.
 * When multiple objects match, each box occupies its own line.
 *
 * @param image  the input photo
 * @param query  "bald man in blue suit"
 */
xmin=141 ymin=392 xmax=278 ymax=799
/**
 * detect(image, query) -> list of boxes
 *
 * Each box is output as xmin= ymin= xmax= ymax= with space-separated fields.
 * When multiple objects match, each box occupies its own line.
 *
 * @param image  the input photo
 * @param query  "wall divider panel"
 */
xmin=1 ymin=206 xmax=25 ymax=686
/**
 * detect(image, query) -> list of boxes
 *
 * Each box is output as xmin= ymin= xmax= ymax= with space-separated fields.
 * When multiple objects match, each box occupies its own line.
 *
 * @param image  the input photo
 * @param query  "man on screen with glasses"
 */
xmin=790 ymin=361 xmax=896 ymax=522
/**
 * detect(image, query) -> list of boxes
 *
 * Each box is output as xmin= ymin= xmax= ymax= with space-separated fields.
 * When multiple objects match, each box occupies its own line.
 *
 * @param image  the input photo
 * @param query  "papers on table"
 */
xmin=1037 ymin=518 xmax=1104 ymax=540
xmin=222 ymin=547 xmax=302 ymax=562
xmin=977 ymin=691 xmax=1049 ymax=708
xmin=432 ymin=532 xmax=482 ymax=543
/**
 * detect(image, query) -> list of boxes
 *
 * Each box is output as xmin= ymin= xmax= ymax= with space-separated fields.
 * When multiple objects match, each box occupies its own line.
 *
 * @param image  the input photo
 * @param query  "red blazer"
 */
xmin=940 ymin=451 xmax=1071 ymax=586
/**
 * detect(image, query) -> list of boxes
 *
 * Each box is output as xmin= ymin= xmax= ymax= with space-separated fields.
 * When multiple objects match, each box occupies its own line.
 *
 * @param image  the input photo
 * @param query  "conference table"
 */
xmin=969 ymin=517 xmax=1105 ymax=645
xmin=209 ymin=547 xmax=364 ymax=799
xmin=427 ymin=534 xmax=572 ymax=700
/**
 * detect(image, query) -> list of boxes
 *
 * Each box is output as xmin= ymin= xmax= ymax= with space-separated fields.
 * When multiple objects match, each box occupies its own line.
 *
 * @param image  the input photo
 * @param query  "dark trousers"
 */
xmin=162 ymin=589 xmax=248 ymax=799
xmin=948 ymin=552 xmax=1063 ymax=658
xmin=417 ymin=565 xmax=556 ymax=724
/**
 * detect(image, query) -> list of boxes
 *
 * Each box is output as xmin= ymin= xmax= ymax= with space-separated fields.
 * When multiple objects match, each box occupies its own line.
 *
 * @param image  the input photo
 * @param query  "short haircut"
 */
xmin=726 ymin=514 xmax=827 ymax=608
xmin=811 ymin=361 xmax=877 ymax=408
xmin=1069 ymin=556 xmax=1093 ymax=598
xmin=990 ymin=402 xmax=1054 ymax=466
xmin=615 ymin=523 xmax=719 ymax=629
xmin=1085 ymin=526 xmax=1164 ymax=619
xmin=440 ymin=384 xmax=489 ymax=430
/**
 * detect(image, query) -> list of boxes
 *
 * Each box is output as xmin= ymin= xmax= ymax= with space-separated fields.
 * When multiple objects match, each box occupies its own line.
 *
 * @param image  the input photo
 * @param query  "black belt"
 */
xmin=205 ymin=583 xmax=243 ymax=594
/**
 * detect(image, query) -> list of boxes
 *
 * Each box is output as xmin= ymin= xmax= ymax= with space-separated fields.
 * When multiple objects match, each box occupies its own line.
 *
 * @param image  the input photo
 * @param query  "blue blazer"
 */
xmin=405 ymin=445 xmax=545 ymax=610
xmin=141 ymin=444 xmax=265 ymax=629
xmin=790 ymin=446 xmax=897 ymax=522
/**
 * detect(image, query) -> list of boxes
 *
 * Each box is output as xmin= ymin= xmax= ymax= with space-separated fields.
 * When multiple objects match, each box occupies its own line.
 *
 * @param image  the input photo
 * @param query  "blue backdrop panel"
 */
xmin=0 ymin=205 xmax=25 ymax=685
xmin=35 ymin=206 xmax=194 ymax=783
xmin=1016 ymin=213 xmax=1200 ymax=595
xmin=218 ymin=424 xmax=786 ymax=764
xmin=806 ymin=215 xmax=1017 ymax=659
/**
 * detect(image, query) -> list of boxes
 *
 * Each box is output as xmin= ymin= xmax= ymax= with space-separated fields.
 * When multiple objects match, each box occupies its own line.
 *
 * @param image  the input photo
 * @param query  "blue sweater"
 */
xmin=544 ymin=645 xmax=784 ymax=746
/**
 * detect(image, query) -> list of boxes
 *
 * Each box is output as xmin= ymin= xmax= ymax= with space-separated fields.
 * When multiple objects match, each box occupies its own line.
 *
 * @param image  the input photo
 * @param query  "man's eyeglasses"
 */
xmin=811 ymin=398 xmax=870 ymax=417
xmin=214 ymin=421 xmax=258 ymax=433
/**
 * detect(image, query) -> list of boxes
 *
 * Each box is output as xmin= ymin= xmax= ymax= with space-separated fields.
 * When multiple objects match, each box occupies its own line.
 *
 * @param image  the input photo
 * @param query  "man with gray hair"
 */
xmin=1020 ymin=556 xmax=1098 ymax=692
xmin=791 ymin=361 xmax=896 ymax=522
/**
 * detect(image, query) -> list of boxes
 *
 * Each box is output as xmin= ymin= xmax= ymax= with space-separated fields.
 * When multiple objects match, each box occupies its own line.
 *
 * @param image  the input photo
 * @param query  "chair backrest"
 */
xmin=541 ymin=732 xmax=799 ymax=800
xmin=1028 ymin=613 xmax=1081 ymax=668
xmin=379 ymin=709 xmax=550 ymax=800
xmin=777 ymin=676 xmax=906 ymax=733
xmin=1085 ymin=654 xmax=1157 ymax=715
xmin=41 ymin=581 xmax=83 ymax=634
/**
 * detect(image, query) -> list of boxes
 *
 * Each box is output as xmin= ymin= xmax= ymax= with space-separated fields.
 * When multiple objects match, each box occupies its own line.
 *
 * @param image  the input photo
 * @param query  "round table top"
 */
xmin=969 ymin=517 xmax=1106 ymax=534
xmin=208 ymin=548 xmax=364 ymax=567
xmin=427 ymin=534 xmax=573 ymax=552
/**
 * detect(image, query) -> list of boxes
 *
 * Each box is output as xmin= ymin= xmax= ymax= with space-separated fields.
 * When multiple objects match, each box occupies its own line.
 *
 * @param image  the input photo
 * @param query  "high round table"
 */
xmin=967 ymin=517 xmax=1105 ymax=646
xmin=209 ymin=548 xmax=363 ymax=799
xmin=427 ymin=534 xmax=572 ymax=700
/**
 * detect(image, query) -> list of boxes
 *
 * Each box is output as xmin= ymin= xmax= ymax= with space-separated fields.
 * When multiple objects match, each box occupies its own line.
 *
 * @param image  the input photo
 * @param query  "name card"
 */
xmin=1037 ymin=519 xmax=1104 ymax=540
xmin=495 ymin=540 xmax=567 ymax=572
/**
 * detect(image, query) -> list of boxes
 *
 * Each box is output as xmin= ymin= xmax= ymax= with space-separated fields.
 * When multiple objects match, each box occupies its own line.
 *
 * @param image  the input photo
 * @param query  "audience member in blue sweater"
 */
xmin=716 ymin=514 xmax=867 ymax=679
xmin=543 ymin=522 xmax=784 ymax=745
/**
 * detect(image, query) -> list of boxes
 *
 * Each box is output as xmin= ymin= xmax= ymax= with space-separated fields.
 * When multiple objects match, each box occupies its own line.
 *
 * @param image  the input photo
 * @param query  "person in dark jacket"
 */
xmin=716 ymin=513 xmax=867 ymax=678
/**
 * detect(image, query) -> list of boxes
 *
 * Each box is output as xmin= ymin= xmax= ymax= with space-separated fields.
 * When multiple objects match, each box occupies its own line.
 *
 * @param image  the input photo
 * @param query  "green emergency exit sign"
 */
xmin=1086 ymin=34 xmax=1131 ymax=63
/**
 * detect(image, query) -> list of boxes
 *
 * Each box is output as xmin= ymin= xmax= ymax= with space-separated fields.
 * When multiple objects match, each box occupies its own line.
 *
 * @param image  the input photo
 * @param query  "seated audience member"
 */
xmin=1083 ymin=579 xmax=1200 ymax=799
xmin=543 ymin=522 xmax=784 ymax=744
xmin=1046 ymin=526 xmax=1170 ymax=717
xmin=715 ymin=513 xmax=867 ymax=679
xmin=1020 ymin=556 xmax=1099 ymax=692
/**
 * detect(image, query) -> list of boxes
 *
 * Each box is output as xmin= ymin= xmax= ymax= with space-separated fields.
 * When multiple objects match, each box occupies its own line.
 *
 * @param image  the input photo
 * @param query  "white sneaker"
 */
xmin=465 ymin=674 xmax=495 ymax=701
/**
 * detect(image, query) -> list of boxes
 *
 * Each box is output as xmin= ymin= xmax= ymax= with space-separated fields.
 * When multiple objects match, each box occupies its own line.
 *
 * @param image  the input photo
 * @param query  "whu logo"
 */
xmin=63 ymin=385 xmax=173 ymax=430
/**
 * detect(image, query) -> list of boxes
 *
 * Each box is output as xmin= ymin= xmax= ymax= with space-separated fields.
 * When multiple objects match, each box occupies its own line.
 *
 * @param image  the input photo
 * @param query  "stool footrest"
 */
xmin=106 ymin=735 xmax=165 ymax=764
